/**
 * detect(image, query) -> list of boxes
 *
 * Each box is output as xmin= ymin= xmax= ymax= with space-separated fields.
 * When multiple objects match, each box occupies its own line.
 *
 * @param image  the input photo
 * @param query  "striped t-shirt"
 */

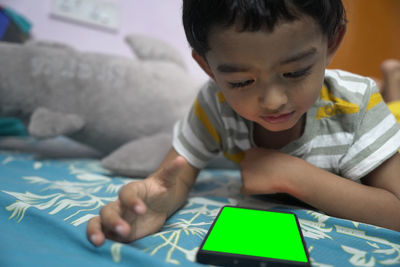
xmin=173 ymin=69 xmax=400 ymax=180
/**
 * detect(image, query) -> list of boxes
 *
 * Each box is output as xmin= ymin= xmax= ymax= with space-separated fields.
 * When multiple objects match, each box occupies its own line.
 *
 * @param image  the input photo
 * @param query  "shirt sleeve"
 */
xmin=340 ymin=80 xmax=400 ymax=180
xmin=172 ymin=81 xmax=223 ymax=169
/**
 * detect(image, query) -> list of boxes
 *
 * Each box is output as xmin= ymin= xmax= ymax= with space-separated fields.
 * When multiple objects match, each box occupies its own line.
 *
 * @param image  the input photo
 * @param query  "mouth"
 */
xmin=260 ymin=111 xmax=295 ymax=124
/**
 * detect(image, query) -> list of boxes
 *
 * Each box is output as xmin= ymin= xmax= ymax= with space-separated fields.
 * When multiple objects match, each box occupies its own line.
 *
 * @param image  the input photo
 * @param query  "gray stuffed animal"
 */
xmin=0 ymin=35 xmax=202 ymax=177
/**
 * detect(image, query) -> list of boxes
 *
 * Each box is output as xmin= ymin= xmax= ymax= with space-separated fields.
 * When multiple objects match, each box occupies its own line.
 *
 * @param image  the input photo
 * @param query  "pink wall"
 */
xmin=0 ymin=0 xmax=207 ymax=81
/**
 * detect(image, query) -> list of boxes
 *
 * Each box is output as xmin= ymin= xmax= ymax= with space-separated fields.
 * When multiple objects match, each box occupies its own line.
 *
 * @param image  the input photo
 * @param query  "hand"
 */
xmin=240 ymin=147 xmax=302 ymax=195
xmin=86 ymin=156 xmax=187 ymax=246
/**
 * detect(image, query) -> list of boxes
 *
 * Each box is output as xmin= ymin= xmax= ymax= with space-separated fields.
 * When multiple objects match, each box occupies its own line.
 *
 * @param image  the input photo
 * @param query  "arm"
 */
xmin=240 ymin=147 xmax=400 ymax=231
xmin=87 ymin=147 xmax=199 ymax=245
xmin=148 ymin=147 xmax=200 ymax=217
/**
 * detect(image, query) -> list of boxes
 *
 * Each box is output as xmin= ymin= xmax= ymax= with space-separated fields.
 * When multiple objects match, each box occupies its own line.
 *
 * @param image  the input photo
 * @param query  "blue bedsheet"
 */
xmin=1 ymin=150 xmax=399 ymax=266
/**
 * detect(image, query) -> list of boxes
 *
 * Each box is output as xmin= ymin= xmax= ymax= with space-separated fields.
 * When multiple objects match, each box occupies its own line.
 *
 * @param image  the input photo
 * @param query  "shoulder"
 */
xmin=317 ymin=69 xmax=381 ymax=121
xmin=197 ymin=79 xmax=224 ymax=105
xmin=314 ymin=69 xmax=384 ymax=133
xmin=196 ymin=80 xmax=235 ymax=119
xmin=324 ymin=69 xmax=378 ymax=106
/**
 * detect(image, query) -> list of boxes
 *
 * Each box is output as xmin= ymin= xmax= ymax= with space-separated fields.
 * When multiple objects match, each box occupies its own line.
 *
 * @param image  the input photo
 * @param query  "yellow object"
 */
xmin=316 ymin=85 xmax=360 ymax=120
xmin=366 ymin=92 xmax=383 ymax=111
xmin=194 ymin=99 xmax=221 ymax=144
xmin=387 ymin=101 xmax=400 ymax=123
xmin=387 ymin=101 xmax=400 ymax=153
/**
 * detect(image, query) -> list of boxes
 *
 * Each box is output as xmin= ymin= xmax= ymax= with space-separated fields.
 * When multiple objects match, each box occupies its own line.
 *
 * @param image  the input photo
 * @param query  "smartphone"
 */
xmin=196 ymin=206 xmax=311 ymax=267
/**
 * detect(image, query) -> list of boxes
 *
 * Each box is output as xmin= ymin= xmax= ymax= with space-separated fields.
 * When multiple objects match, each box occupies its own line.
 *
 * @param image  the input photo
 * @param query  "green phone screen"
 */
xmin=201 ymin=206 xmax=309 ymax=263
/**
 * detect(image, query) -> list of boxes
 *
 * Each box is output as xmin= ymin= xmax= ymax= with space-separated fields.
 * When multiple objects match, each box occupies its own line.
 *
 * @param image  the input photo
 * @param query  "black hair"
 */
xmin=182 ymin=0 xmax=346 ymax=56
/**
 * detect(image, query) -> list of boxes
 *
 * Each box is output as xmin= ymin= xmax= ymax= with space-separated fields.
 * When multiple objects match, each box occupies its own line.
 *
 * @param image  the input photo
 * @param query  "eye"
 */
xmin=283 ymin=66 xmax=312 ymax=79
xmin=228 ymin=79 xmax=254 ymax=88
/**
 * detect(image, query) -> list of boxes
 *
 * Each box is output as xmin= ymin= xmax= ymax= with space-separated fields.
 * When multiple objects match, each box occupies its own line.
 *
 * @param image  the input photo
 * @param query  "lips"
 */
xmin=260 ymin=111 xmax=295 ymax=124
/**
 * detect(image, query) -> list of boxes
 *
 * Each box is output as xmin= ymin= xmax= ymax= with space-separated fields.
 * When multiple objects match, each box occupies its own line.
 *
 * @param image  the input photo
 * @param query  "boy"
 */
xmin=87 ymin=0 xmax=400 ymax=246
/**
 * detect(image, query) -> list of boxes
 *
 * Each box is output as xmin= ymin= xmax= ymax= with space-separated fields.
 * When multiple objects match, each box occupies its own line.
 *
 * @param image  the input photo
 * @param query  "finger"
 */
xmin=119 ymin=183 xmax=148 ymax=218
xmin=157 ymin=156 xmax=187 ymax=186
xmin=99 ymin=203 xmax=131 ymax=238
xmin=87 ymin=216 xmax=105 ymax=246
xmin=120 ymin=199 xmax=147 ymax=227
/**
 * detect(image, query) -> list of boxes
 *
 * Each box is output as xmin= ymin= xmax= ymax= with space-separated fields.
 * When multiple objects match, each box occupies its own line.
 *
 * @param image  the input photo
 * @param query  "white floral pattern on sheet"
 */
xmin=1 ymin=151 xmax=399 ymax=267
xmin=3 ymin=156 xmax=130 ymax=226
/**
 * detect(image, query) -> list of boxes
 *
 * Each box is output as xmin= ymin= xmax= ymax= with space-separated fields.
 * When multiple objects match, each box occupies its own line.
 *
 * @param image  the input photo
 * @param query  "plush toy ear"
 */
xmin=28 ymin=107 xmax=85 ymax=139
xmin=125 ymin=34 xmax=187 ymax=70
xmin=101 ymin=132 xmax=171 ymax=177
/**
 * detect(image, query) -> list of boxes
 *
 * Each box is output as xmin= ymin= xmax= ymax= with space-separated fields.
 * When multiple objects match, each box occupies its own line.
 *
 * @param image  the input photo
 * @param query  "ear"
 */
xmin=326 ymin=23 xmax=347 ymax=65
xmin=192 ymin=50 xmax=215 ymax=79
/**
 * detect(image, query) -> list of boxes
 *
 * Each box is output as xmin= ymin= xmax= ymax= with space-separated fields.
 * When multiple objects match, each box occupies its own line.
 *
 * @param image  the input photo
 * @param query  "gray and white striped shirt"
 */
xmin=173 ymin=69 xmax=400 ymax=180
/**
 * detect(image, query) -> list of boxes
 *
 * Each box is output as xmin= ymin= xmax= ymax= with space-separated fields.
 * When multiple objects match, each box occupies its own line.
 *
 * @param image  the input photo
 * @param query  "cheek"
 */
xmin=293 ymin=73 xmax=324 ymax=109
xmin=214 ymin=77 xmax=251 ymax=114
xmin=294 ymin=86 xmax=318 ymax=109
xmin=223 ymin=91 xmax=255 ymax=117
xmin=225 ymin=93 xmax=243 ymax=110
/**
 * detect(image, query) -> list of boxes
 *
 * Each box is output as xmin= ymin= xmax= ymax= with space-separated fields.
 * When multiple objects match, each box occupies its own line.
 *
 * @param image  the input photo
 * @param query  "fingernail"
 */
xmin=115 ymin=225 xmax=125 ymax=236
xmin=134 ymin=204 xmax=144 ymax=213
xmin=90 ymin=234 xmax=100 ymax=244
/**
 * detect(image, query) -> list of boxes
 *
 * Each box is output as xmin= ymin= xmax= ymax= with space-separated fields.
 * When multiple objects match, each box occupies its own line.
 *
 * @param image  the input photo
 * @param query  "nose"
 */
xmin=258 ymin=84 xmax=288 ymax=111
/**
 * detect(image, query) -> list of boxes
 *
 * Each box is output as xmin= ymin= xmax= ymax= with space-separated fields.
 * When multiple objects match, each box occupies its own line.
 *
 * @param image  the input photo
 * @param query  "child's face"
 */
xmin=195 ymin=16 xmax=337 ymax=133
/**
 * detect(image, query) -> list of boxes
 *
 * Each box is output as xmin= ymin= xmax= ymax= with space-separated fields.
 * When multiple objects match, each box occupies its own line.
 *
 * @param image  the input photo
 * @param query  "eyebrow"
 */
xmin=217 ymin=64 xmax=251 ymax=73
xmin=216 ymin=47 xmax=318 ymax=74
xmin=280 ymin=47 xmax=317 ymax=65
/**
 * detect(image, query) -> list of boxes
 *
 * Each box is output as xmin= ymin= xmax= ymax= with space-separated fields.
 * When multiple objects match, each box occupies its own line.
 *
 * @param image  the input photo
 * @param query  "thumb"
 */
xmin=156 ymin=156 xmax=187 ymax=187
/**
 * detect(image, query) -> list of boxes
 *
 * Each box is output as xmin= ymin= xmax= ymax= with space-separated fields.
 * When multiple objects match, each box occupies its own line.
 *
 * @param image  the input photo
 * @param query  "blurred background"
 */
xmin=0 ymin=0 xmax=208 ymax=82
xmin=329 ymin=0 xmax=400 ymax=80
xmin=0 ymin=0 xmax=399 ymax=82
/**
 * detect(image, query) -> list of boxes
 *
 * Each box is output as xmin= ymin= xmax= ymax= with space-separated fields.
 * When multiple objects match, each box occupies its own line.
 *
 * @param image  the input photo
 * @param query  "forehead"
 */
xmin=206 ymin=16 xmax=325 ymax=66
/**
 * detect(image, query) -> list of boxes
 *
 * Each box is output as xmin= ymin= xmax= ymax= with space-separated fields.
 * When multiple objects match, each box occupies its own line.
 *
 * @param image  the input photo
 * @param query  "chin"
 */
xmin=258 ymin=122 xmax=295 ymax=133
